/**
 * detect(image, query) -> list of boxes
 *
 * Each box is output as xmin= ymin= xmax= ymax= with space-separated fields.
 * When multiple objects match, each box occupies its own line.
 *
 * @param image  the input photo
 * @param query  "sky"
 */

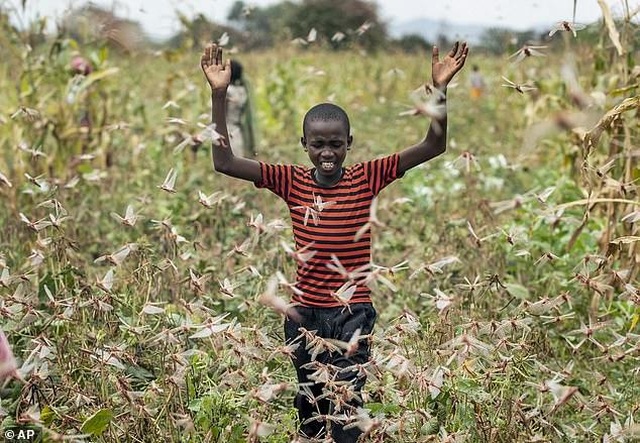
xmin=3 ymin=0 xmax=617 ymax=41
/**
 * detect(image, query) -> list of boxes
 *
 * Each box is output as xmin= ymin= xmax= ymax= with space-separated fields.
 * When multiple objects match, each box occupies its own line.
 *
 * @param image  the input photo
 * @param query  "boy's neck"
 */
xmin=313 ymin=168 xmax=344 ymax=188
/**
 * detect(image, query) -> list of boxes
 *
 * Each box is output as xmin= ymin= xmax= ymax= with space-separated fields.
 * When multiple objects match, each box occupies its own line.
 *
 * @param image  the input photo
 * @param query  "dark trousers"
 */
xmin=284 ymin=303 xmax=377 ymax=443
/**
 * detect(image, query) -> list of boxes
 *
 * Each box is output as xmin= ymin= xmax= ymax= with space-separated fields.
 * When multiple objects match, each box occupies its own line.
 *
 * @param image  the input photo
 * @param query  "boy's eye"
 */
xmin=309 ymin=141 xmax=343 ymax=149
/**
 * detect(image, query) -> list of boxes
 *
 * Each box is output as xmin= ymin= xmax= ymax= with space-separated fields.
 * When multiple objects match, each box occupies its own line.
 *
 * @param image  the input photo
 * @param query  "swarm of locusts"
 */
xmin=0 ymin=4 xmax=639 ymax=443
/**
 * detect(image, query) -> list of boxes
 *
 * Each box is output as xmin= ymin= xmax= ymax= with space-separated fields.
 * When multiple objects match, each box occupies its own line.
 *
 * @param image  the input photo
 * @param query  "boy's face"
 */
xmin=301 ymin=119 xmax=352 ymax=177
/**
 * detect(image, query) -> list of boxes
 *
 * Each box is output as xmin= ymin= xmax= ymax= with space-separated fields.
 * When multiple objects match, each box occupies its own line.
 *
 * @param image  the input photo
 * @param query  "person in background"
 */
xmin=68 ymin=54 xmax=94 ymax=154
xmin=226 ymin=60 xmax=257 ymax=157
xmin=70 ymin=55 xmax=93 ymax=76
xmin=469 ymin=64 xmax=485 ymax=100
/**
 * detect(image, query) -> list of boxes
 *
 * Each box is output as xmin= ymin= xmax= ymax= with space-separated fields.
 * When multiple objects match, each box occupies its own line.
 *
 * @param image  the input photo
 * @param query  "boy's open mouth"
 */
xmin=320 ymin=161 xmax=336 ymax=172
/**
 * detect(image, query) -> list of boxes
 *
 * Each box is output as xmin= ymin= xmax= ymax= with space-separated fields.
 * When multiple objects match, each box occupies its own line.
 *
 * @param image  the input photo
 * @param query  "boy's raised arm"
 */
xmin=201 ymin=43 xmax=262 ymax=182
xmin=397 ymin=41 xmax=468 ymax=175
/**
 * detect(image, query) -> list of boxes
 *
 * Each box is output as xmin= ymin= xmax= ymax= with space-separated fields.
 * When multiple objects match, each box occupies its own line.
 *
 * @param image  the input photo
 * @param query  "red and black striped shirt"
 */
xmin=255 ymin=154 xmax=403 ymax=307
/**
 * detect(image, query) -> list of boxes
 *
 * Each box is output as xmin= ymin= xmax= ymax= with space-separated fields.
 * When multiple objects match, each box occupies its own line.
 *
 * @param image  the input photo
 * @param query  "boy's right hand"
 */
xmin=201 ymin=43 xmax=231 ymax=92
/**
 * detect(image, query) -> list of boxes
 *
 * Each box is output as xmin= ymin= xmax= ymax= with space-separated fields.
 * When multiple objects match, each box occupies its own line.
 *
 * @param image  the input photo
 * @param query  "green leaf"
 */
xmin=38 ymin=273 xmax=55 ymax=302
xmin=99 ymin=46 xmax=109 ymax=64
xmin=75 ymin=67 xmax=120 ymax=95
xmin=40 ymin=406 xmax=55 ymax=426
xmin=81 ymin=409 xmax=113 ymax=436
xmin=365 ymin=401 xmax=401 ymax=415
xmin=20 ymin=76 xmax=32 ymax=97
xmin=125 ymin=364 xmax=155 ymax=383
xmin=77 ymin=164 xmax=93 ymax=174
xmin=188 ymin=399 xmax=202 ymax=413
xmin=367 ymin=402 xmax=384 ymax=414
xmin=630 ymin=312 xmax=639 ymax=332
xmin=504 ymin=283 xmax=530 ymax=299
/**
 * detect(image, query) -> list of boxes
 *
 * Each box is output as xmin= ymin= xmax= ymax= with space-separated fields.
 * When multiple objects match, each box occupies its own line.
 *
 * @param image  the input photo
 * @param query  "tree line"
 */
xmin=1 ymin=0 xmax=616 ymax=55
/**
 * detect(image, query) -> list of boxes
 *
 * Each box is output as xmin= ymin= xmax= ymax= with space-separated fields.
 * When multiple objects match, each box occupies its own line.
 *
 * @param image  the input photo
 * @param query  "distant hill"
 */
xmin=388 ymin=18 xmax=548 ymax=45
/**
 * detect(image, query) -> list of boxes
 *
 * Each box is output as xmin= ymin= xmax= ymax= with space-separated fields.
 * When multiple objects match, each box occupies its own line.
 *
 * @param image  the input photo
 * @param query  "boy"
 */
xmin=201 ymin=41 xmax=468 ymax=442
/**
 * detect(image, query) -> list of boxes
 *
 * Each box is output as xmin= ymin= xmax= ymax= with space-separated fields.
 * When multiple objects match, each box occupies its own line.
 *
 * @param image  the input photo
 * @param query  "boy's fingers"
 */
xmin=461 ymin=45 xmax=469 ymax=62
xmin=458 ymin=42 xmax=468 ymax=58
xmin=449 ymin=41 xmax=458 ymax=57
xmin=432 ymin=45 xmax=439 ymax=65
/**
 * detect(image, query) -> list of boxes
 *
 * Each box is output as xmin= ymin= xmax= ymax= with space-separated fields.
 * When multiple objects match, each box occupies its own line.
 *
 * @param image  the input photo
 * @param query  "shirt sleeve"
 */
xmin=254 ymin=162 xmax=293 ymax=201
xmin=362 ymin=153 xmax=405 ymax=196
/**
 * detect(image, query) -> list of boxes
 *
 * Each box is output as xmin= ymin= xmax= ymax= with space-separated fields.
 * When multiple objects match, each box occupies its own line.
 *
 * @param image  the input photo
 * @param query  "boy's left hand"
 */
xmin=432 ymin=41 xmax=469 ymax=90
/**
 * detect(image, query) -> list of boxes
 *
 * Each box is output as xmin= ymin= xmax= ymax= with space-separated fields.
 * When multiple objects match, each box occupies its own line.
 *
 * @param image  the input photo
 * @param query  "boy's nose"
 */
xmin=321 ymin=150 xmax=333 ymax=158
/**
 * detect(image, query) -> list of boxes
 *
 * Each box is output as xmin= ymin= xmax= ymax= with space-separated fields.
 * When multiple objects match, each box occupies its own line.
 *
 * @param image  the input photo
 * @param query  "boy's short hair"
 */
xmin=303 ymin=103 xmax=350 ymax=136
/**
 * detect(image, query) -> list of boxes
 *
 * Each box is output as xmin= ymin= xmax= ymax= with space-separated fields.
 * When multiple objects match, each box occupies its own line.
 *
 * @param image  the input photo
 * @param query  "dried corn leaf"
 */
xmin=597 ymin=0 xmax=624 ymax=56
xmin=584 ymin=96 xmax=640 ymax=149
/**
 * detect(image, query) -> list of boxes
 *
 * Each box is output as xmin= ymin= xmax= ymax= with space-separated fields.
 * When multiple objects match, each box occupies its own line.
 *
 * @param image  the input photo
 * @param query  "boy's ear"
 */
xmin=347 ymin=135 xmax=353 ymax=149
xmin=300 ymin=137 xmax=307 ymax=151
